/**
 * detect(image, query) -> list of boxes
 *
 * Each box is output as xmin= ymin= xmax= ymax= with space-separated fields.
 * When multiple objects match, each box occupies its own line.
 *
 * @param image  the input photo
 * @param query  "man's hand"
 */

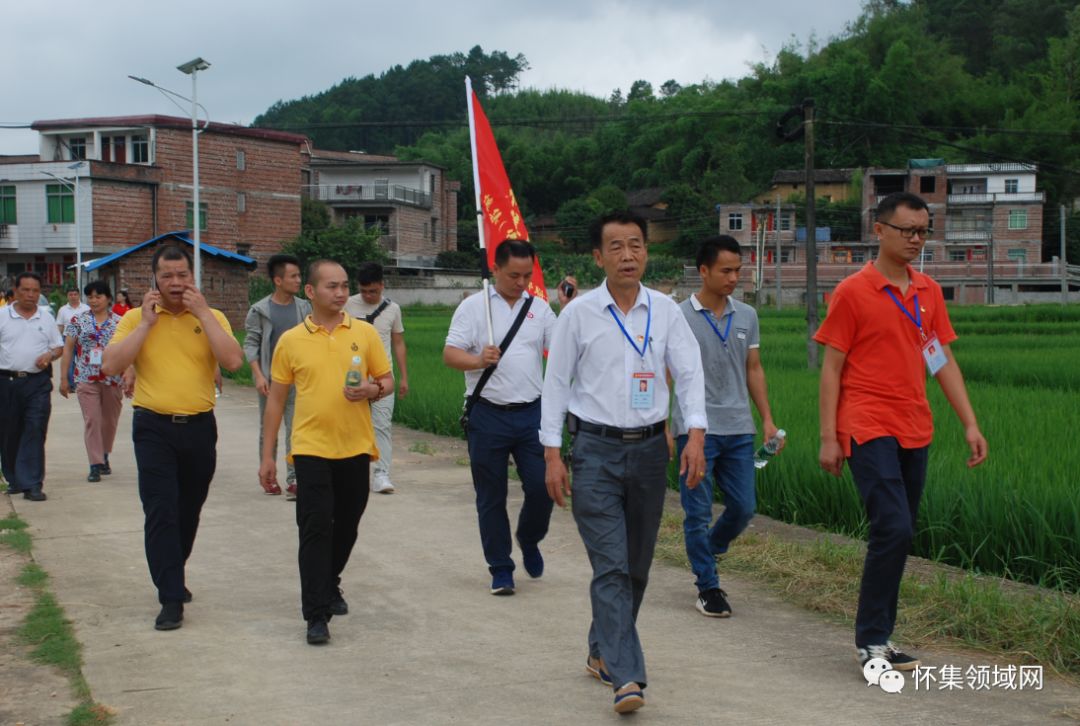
xmin=181 ymin=285 xmax=211 ymax=320
xmin=479 ymin=345 xmax=501 ymax=368
xmin=141 ymin=289 xmax=162 ymax=326
xmin=398 ymin=377 xmax=409 ymax=398
xmin=545 ymin=448 xmax=571 ymax=507
xmin=964 ymin=424 xmax=988 ymax=468
xmin=254 ymin=371 xmax=270 ymax=397
xmin=258 ymin=456 xmax=281 ymax=495
xmin=122 ymin=367 xmax=136 ymax=398
xmin=819 ymin=439 xmax=845 ymax=477
xmin=33 ymin=352 xmax=54 ymax=371
xmin=556 ymin=275 xmax=579 ymax=308
xmin=343 ymin=381 xmax=377 ymax=402
xmin=679 ymin=429 xmax=706 ymax=489
xmin=763 ymin=420 xmax=786 ymax=453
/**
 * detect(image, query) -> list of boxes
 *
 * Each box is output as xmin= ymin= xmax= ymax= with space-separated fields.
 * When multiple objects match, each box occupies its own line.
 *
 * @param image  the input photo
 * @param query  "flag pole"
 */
xmin=465 ymin=76 xmax=495 ymax=346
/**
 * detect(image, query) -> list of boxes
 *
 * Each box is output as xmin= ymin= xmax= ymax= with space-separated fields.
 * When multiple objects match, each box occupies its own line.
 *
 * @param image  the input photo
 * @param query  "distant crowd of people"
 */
xmin=0 ymin=194 xmax=986 ymax=716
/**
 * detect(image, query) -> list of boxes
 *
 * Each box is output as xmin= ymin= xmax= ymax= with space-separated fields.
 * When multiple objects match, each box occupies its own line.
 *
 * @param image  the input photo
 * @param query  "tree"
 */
xmin=283 ymin=219 xmax=388 ymax=281
xmin=660 ymin=79 xmax=682 ymax=98
xmin=627 ymin=80 xmax=654 ymax=102
xmin=301 ymin=198 xmax=331 ymax=234
xmin=555 ymin=197 xmax=603 ymax=252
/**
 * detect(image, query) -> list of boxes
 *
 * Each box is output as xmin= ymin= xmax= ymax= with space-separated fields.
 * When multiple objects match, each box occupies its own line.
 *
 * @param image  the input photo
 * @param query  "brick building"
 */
xmin=84 ymin=232 xmax=256 ymax=328
xmin=302 ymin=149 xmax=459 ymax=266
xmin=0 ymin=114 xmax=307 ymax=288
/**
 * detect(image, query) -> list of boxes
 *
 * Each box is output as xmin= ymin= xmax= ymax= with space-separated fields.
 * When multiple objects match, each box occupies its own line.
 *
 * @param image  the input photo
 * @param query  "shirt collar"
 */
xmin=689 ymin=293 xmax=734 ymax=317
xmin=153 ymin=304 xmax=194 ymax=317
xmin=302 ymin=312 xmax=354 ymax=334
xmin=487 ymin=285 xmax=531 ymax=303
xmin=862 ymin=261 xmax=930 ymax=292
xmin=7 ymin=304 xmax=41 ymax=320
xmin=596 ymin=279 xmax=649 ymax=311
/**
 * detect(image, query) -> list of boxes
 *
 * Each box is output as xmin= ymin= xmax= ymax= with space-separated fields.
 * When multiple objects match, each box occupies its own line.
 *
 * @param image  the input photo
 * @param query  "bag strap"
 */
xmin=363 ymin=299 xmax=391 ymax=324
xmin=463 ymin=295 xmax=534 ymax=417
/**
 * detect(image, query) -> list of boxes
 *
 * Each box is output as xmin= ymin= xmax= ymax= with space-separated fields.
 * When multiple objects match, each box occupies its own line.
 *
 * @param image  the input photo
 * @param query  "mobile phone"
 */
xmin=150 ymin=274 xmax=157 ymax=291
xmin=561 ymin=281 xmax=576 ymax=299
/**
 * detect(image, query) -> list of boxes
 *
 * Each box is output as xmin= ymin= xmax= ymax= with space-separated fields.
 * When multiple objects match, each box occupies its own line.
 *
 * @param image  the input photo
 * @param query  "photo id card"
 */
xmin=631 ymin=371 xmax=656 ymax=409
xmin=922 ymin=334 xmax=947 ymax=376
xmin=89 ymin=347 xmax=104 ymax=366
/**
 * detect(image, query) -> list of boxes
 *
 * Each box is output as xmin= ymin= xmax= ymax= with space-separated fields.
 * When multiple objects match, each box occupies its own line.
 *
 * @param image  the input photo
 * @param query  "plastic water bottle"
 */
xmin=753 ymin=429 xmax=786 ymax=469
xmin=345 ymin=355 xmax=363 ymax=387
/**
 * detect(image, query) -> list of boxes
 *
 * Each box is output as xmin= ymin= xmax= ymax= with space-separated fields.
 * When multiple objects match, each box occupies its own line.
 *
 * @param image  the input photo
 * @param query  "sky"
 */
xmin=2 ymin=0 xmax=866 ymax=155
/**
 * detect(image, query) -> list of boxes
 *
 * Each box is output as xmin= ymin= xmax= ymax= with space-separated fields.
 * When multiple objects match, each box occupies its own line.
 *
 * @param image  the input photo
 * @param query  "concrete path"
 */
xmin=8 ymin=380 xmax=1080 ymax=725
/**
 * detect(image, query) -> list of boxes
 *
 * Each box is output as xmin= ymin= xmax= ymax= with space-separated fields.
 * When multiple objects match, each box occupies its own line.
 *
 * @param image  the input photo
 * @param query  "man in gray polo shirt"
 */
xmin=671 ymin=235 xmax=784 ymax=617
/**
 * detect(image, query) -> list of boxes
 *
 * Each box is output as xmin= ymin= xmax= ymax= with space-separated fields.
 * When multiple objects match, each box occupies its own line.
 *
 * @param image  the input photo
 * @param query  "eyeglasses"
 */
xmin=880 ymin=221 xmax=931 ymax=239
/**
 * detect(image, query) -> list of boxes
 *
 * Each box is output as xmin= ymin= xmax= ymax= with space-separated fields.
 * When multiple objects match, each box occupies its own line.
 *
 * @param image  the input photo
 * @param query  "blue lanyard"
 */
xmin=884 ymin=288 xmax=922 ymax=332
xmin=607 ymin=291 xmax=651 ymax=360
xmin=699 ymin=307 xmax=733 ymax=347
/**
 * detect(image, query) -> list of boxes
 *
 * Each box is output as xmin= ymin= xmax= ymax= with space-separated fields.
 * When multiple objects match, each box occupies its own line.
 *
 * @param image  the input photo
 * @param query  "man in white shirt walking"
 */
xmin=541 ymin=211 xmax=707 ymax=715
xmin=444 ymin=240 xmax=557 ymax=596
xmin=345 ymin=262 xmax=408 ymax=494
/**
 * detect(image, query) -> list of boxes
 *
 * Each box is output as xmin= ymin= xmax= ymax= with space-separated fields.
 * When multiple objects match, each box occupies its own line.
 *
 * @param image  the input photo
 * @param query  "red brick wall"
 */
xmin=91 ymin=180 xmax=155 ymax=252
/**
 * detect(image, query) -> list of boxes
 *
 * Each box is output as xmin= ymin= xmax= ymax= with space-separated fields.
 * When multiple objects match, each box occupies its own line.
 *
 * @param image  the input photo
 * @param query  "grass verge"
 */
xmin=1 ymin=514 xmax=113 ymax=725
xmin=654 ymin=513 xmax=1080 ymax=682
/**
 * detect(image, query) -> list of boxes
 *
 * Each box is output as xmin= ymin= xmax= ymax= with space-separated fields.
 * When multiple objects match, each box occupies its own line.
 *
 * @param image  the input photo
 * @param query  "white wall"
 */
xmin=0 ymin=162 xmax=92 ymax=254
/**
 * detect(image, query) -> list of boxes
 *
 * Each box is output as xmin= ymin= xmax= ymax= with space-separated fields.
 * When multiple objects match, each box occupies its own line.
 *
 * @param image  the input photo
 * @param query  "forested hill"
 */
xmin=254 ymin=1 xmax=1080 ymax=259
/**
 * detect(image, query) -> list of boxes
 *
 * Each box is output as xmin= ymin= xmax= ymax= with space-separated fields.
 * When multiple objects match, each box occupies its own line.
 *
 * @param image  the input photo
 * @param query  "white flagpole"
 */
xmin=465 ymin=76 xmax=495 ymax=347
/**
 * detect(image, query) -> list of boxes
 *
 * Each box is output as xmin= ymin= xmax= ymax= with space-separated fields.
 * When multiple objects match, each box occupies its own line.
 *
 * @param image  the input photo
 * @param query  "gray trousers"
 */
xmin=370 ymin=392 xmax=395 ymax=480
xmin=570 ymin=430 xmax=669 ymax=690
xmin=258 ymin=386 xmax=296 ymax=485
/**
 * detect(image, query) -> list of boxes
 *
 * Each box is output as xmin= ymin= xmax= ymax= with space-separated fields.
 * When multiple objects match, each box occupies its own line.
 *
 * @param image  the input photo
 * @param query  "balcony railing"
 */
xmin=948 ymin=192 xmax=1044 ymax=204
xmin=944 ymin=230 xmax=991 ymax=241
xmin=946 ymin=162 xmax=1035 ymax=174
xmin=309 ymin=184 xmax=432 ymax=209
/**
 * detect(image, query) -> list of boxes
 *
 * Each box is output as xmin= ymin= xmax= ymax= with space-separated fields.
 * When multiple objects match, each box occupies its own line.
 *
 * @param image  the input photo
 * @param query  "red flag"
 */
xmin=469 ymin=88 xmax=547 ymax=301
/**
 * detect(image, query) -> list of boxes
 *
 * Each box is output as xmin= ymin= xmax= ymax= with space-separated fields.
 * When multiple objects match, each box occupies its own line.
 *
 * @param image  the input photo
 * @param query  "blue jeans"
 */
xmin=677 ymin=433 xmax=756 ymax=592
xmin=0 ymin=370 xmax=52 ymax=495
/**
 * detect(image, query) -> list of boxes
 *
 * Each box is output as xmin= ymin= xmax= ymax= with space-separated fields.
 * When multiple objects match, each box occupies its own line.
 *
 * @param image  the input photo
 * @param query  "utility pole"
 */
xmin=1062 ymin=205 xmax=1069 ymax=304
xmin=987 ymin=235 xmax=995 ymax=304
xmin=775 ymin=194 xmax=782 ymax=310
xmin=804 ymin=98 xmax=818 ymax=369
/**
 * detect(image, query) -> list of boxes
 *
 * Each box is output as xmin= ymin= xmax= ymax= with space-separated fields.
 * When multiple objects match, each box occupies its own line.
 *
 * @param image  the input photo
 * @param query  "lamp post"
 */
xmin=41 ymin=160 xmax=86 ymax=291
xmin=177 ymin=58 xmax=210 ymax=289
xmin=130 ymin=57 xmax=210 ymax=289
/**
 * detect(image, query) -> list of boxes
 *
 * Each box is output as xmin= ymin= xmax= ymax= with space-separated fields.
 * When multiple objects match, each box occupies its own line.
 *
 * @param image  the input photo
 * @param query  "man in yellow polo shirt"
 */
xmin=103 ymin=245 xmax=244 ymax=632
xmin=259 ymin=259 xmax=392 ymax=645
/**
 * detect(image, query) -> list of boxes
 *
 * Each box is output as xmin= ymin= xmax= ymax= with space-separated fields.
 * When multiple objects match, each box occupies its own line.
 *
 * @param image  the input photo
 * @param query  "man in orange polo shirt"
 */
xmin=814 ymin=191 xmax=987 ymax=673
xmin=259 ymin=260 xmax=392 ymax=645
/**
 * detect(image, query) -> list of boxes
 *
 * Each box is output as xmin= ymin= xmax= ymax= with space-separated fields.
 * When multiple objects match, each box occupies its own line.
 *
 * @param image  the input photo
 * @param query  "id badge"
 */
xmin=631 ymin=371 xmax=655 ymax=409
xmin=89 ymin=347 xmax=104 ymax=366
xmin=922 ymin=334 xmax=947 ymax=376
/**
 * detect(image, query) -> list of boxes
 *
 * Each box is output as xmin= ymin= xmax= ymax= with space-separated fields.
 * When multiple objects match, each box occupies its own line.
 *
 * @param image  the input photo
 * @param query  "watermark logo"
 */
xmin=863 ymin=657 xmax=904 ymax=694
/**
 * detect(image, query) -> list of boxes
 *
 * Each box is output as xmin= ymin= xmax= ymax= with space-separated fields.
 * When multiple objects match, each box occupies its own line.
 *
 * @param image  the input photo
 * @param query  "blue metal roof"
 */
xmin=84 ymin=231 xmax=256 ymax=272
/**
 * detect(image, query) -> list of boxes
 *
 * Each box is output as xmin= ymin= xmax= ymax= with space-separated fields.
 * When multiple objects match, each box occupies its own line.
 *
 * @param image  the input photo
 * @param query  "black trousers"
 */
xmin=0 ymin=370 xmax=52 ymax=494
xmin=848 ymin=436 xmax=929 ymax=647
xmin=294 ymin=454 xmax=370 ymax=621
xmin=132 ymin=409 xmax=217 ymax=604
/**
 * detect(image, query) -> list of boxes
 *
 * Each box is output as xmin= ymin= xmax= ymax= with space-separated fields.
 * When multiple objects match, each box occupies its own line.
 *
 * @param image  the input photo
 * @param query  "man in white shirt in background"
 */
xmin=345 ymin=262 xmax=408 ymax=494
xmin=541 ymin=211 xmax=706 ymax=716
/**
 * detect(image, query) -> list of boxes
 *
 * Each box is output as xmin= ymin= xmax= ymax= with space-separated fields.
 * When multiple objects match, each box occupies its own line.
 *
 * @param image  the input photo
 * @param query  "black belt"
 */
xmin=0 ymin=369 xmax=47 ymax=379
xmin=134 ymin=407 xmax=214 ymax=424
xmin=478 ymin=398 xmax=539 ymax=412
xmin=575 ymin=419 xmax=666 ymax=442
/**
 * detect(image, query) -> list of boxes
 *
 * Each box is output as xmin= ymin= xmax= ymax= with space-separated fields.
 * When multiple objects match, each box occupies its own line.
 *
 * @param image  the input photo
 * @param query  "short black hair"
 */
xmin=65 ymin=286 xmax=80 ymax=294
xmin=696 ymin=235 xmax=742 ymax=269
xmin=15 ymin=271 xmax=42 ymax=288
xmin=493 ymin=240 xmax=535 ymax=267
xmin=588 ymin=210 xmax=648 ymax=250
xmin=151 ymin=245 xmax=193 ymax=273
xmin=355 ymin=261 xmax=385 ymax=286
xmin=83 ymin=279 xmax=112 ymax=299
xmin=267 ymin=253 xmax=301 ymax=281
xmin=876 ymin=192 xmax=929 ymax=221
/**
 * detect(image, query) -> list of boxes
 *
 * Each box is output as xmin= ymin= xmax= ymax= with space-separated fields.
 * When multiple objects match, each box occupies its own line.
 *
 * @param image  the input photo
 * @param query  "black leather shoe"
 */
xmin=183 ymin=587 xmax=193 ymax=604
xmin=306 ymin=618 xmax=330 ymax=645
xmin=329 ymin=590 xmax=348 ymax=616
xmin=155 ymin=602 xmax=183 ymax=631
xmin=23 ymin=490 xmax=47 ymax=502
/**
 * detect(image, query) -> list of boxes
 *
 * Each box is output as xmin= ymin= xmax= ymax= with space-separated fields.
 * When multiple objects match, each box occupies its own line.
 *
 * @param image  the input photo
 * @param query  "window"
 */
xmin=851 ymin=249 xmax=866 ymax=263
xmin=236 ymin=150 xmax=246 ymax=171
xmin=431 ymin=216 xmax=437 ymax=244
xmin=185 ymin=201 xmax=208 ymax=231
xmin=919 ymin=248 xmax=933 ymax=264
xmin=236 ymin=242 xmax=252 ymax=257
xmin=132 ymin=135 xmax=149 ymax=164
xmin=728 ymin=213 xmax=743 ymax=231
xmin=0 ymin=186 xmax=15 ymax=224
xmin=237 ymin=192 xmax=246 ymax=213
xmin=68 ymin=137 xmax=86 ymax=160
xmin=101 ymin=136 xmax=126 ymax=164
xmin=920 ymin=176 xmax=936 ymax=194
xmin=780 ymin=248 xmax=792 ymax=263
xmin=46 ymin=184 xmax=75 ymax=223
xmin=780 ymin=215 xmax=792 ymax=231
xmin=429 ymin=173 xmax=435 ymax=194
xmin=1008 ymin=209 xmax=1027 ymax=230
xmin=1007 ymin=248 xmax=1027 ymax=262
xmin=1004 ymin=178 xmax=1018 ymax=194
xmin=374 ymin=179 xmax=389 ymax=199
xmin=948 ymin=249 xmax=967 ymax=262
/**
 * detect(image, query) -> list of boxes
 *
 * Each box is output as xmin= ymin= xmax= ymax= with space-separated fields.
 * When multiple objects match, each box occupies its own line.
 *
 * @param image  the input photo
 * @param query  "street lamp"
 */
xmin=41 ymin=160 xmax=86 ymax=291
xmin=129 ymin=57 xmax=211 ymax=288
xmin=177 ymin=57 xmax=210 ymax=289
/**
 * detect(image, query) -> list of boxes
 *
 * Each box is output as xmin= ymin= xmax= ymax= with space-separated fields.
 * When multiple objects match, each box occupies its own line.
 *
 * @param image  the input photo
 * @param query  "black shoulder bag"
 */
xmin=364 ymin=300 xmax=390 ymax=324
xmin=459 ymin=296 xmax=533 ymax=433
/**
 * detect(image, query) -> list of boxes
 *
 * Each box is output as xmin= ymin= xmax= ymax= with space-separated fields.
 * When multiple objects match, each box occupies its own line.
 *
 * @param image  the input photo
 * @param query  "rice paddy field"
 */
xmin=394 ymin=303 xmax=1080 ymax=593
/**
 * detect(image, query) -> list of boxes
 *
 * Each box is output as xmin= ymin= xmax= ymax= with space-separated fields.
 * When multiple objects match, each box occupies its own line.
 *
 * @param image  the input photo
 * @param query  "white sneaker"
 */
xmin=371 ymin=475 xmax=395 ymax=494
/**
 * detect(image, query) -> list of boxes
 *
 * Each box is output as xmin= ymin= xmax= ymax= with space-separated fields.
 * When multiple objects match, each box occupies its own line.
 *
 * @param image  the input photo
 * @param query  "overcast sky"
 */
xmin=2 ymin=0 xmax=866 ymax=155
